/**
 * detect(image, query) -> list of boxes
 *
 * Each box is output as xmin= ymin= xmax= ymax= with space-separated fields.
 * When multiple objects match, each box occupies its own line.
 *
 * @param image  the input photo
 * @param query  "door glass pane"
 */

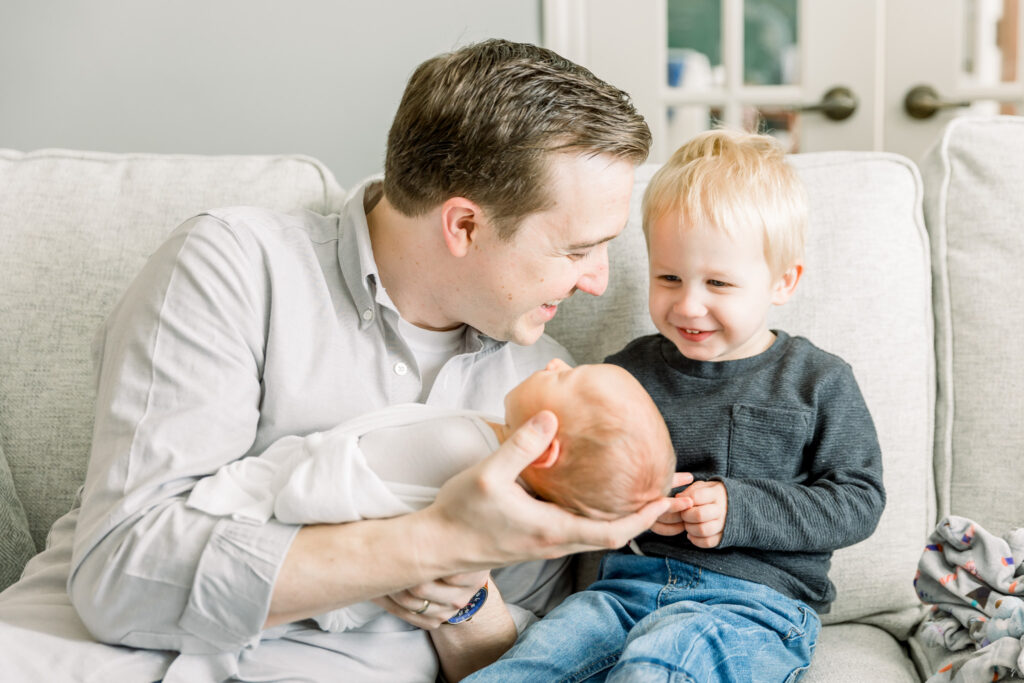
xmin=666 ymin=0 xmax=722 ymax=150
xmin=667 ymin=0 xmax=724 ymax=88
xmin=666 ymin=0 xmax=800 ymax=87
xmin=743 ymin=0 xmax=799 ymax=85
xmin=666 ymin=0 xmax=802 ymax=150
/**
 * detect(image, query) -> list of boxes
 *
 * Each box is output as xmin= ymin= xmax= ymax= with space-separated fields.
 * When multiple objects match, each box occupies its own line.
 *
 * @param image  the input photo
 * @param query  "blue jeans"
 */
xmin=468 ymin=554 xmax=820 ymax=683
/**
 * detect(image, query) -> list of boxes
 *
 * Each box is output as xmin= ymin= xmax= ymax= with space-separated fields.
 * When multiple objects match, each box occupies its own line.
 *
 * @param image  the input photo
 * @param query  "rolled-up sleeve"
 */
xmin=180 ymin=516 xmax=299 ymax=649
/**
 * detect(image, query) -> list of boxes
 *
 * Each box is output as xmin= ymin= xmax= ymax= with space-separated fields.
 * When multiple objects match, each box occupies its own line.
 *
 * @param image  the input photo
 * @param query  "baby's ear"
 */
xmin=530 ymin=437 xmax=561 ymax=469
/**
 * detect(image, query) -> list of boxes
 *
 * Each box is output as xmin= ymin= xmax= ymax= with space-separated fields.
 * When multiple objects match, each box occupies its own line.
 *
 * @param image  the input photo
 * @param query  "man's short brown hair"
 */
xmin=384 ymin=39 xmax=652 ymax=239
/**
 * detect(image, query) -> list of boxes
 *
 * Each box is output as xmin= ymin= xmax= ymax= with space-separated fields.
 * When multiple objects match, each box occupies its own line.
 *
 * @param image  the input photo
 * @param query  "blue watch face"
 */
xmin=446 ymin=585 xmax=489 ymax=624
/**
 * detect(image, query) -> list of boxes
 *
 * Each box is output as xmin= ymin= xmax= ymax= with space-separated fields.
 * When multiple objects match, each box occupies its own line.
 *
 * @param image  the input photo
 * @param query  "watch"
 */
xmin=446 ymin=583 xmax=489 ymax=624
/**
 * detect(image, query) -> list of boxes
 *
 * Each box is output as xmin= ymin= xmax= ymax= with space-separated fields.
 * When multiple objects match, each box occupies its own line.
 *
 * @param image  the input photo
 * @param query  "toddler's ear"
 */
xmin=771 ymin=263 xmax=803 ymax=305
xmin=530 ymin=437 xmax=561 ymax=469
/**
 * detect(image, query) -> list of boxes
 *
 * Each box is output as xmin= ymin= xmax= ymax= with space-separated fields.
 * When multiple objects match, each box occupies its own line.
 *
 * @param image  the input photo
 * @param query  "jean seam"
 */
xmin=658 ymin=560 xmax=701 ymax=608
xmin=570 ymin=653 xmax=620 ymax=683
xmin=669 ymin=558 xmax=702 ymax=588
xmin=611 ymin=656 xmax=698 ymax=682
xmin=781 ymin=605 xmax=810 ymax=641
xmin=665 ymin=557 xmax=677 ymax=586
xmin=784 ymin=664 xmax=810 ymax=683
xmin=657 ymin=557 xmax=674 ymax=609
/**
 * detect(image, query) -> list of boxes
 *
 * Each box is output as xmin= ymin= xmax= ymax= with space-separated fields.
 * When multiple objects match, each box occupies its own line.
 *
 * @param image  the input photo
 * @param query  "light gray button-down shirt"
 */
xmin=58 ymin=178 xmax=573 ymax=680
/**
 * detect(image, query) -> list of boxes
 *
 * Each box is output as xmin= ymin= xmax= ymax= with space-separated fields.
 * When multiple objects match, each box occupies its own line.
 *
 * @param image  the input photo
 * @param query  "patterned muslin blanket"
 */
xmin=915 ymin=516 xmax=1024 ymax=682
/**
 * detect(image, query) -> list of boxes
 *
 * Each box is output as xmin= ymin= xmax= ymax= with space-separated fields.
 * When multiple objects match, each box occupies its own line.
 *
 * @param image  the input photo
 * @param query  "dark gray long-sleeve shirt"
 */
xmin=606 ymin=330 xmax=885 ymax=612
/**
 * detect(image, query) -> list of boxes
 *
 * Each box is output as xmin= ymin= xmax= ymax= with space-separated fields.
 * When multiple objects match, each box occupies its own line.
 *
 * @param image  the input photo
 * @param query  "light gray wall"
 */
xmin=0 ymin=0 xmax=540 ymax=188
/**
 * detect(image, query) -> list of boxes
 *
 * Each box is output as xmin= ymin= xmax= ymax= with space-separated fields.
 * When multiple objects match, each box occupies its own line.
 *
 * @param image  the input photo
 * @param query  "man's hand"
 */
xmin=373 ymin=570 xmax=489 ymax=630
xmin=677 ymin=480 xmax=728 ymax=548
xmin=424 ymin=410 xmax=671 ymax=570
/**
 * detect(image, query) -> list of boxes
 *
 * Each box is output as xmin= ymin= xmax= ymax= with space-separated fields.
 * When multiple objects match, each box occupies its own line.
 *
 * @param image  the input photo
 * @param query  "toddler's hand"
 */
xmin=650 ymin=472 xmax=695 ymax=536
xmin=677 ymin=480 xmax=728 ymax=548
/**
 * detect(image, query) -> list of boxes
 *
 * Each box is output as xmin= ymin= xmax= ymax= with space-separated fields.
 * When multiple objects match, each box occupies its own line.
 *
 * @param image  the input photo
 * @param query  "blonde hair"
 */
xmin=642 ymin=128 xmax=807 ymax=277
xmin=528 ymin=367 xmax=676 ymax=517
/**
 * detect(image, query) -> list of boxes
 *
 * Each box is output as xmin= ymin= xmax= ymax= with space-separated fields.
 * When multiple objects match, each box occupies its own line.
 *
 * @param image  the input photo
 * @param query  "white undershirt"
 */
xmin=397 ymin=317 xmax=467 ymax=401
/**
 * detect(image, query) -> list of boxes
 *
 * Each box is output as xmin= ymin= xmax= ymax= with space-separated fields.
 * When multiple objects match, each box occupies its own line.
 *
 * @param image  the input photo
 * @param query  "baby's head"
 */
xmin=641 ymin=128 xmax=807 ymax=362
xmin=504 ymin=359 xmax=675 ymax=519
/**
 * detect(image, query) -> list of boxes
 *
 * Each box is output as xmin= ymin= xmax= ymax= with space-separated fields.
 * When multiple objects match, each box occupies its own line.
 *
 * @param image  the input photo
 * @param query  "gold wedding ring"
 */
xmin=411 ymin=599 xmax=431 ymax=615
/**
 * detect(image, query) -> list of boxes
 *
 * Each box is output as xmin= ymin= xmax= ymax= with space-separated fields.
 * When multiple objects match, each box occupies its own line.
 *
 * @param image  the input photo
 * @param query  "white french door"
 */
xmin=543 ymin=0 xmax=1024 ymax=161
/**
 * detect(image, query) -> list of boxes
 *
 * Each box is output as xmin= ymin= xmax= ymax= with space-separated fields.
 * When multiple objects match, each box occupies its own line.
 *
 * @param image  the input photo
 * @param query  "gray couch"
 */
xmin=1 ymin=116 xmax=1022 ymax=681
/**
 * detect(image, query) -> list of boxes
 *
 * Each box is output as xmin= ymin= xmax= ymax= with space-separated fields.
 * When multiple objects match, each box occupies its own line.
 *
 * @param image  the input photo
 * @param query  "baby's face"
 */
xmin=504 ymin=359 xmax=634 ymax=430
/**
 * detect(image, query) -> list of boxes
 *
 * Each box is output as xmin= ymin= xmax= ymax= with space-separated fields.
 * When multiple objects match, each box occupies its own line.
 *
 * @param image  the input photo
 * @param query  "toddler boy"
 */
xmin=467 ymin=128 xmax=886 ymax=682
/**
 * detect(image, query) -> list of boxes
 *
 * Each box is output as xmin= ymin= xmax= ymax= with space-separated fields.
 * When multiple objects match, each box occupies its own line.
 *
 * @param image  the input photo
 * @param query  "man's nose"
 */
xmin=575 ymin=249 xmax=609 ymax=297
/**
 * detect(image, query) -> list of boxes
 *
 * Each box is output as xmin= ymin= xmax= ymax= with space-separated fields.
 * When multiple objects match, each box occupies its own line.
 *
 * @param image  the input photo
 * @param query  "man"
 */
xmin=0 ymin=40 xmax=661 ymax=681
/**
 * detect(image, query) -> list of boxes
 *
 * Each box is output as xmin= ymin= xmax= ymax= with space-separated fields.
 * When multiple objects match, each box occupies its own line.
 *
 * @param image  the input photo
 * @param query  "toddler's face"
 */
xmin=647 ymin=215 xmax=793 ymax=362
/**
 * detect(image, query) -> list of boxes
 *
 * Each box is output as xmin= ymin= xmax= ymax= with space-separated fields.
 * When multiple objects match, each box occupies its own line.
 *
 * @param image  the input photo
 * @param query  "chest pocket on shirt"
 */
xmin=727 ymin=405 xmax=812 ymax=481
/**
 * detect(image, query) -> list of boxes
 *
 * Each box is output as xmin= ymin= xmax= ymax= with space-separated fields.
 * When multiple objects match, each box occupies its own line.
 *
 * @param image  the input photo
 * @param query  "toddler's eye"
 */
xmin=657 ymin=274 xmax=680 ymax=283
xmin=708 ymin=279 xmax=730 ymax=287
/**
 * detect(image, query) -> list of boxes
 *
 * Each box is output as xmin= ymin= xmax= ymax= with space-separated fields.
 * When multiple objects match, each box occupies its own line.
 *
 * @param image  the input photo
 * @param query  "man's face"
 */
xmin=462 ymin=153 xmax=635 ymax=345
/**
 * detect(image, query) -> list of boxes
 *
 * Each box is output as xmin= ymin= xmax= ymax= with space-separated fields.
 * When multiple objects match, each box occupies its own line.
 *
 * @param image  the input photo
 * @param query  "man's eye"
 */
xmin=567 ymin=251 xmax=589 ymax=261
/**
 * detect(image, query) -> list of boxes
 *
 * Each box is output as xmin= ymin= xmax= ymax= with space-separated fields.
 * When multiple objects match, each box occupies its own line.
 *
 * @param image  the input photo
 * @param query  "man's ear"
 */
xmin=440 ymin=197 xmax=484 ymax=258
xmin=529 ymin=437 xmax=561 ymax=469
xmin=771 ymin=263 xmax=803 ymax=305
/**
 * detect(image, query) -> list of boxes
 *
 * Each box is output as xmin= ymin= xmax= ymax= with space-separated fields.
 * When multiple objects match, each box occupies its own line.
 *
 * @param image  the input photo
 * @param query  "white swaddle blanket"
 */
xmin=187 ymin=403 xmax=501 ymax=632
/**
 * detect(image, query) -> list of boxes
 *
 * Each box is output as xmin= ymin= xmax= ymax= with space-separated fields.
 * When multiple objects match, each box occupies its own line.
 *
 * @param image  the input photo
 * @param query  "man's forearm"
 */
xmin=267 ymin=509 xmax=461 ymax=627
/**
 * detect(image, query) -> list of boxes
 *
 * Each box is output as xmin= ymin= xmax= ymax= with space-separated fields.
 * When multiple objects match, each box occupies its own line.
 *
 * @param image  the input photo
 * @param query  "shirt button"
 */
xmin=361 ymin=309 xmax=374 ymax=322
xmin=394 ymin=362 xmax=408 ymax=376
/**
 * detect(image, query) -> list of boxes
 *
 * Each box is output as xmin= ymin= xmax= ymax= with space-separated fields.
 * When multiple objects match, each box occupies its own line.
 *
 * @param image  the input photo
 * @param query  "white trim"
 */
xmin=541 ymin=0 xmax=588 ymax=64
xmin=874 ymin=0 xmax=886 ymax=151
xmin=661 ymin=85 xmax=804 ymax=106
xmin=722 ymin=0 xmax=744 ymax=126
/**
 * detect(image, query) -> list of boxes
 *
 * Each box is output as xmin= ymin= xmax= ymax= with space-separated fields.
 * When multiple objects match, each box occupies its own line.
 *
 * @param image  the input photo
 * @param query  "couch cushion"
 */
xmin=0 ymin=149 xmax=344 ymax=549
xmin=0 ymin=436 xmax=36 ymax=591
xmin=804 ymin=623 xmax=920 ymax=682
xmin=0 ymin=507 xmax=174 ymax=679
xmin=551 ymin=152 xmax=935 ymax=626
xmin=919 ymin=116 xmax=1024 ymax=536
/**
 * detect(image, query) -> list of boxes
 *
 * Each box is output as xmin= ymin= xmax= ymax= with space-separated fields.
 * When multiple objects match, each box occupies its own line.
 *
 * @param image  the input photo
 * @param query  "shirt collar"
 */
xmin=338 ymin=175 xmax=387 ymax=330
